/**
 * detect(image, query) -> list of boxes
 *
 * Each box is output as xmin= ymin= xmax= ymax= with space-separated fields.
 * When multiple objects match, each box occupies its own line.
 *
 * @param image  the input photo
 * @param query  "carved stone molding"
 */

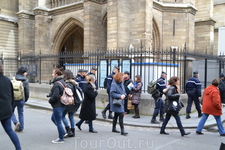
xmin=195 ymin=20 xmax=216 ymax=26
xmin=153 ymin=1 xmax=197 ymax=15
xmin=49 ymin=3 xmax=83 ymax=16
xmin=84 ymin=0 xmax=107 ymax=4
xmin=33 ymin=8 xmax=49 ymax=16
xmin=16 ymin=11 xmax=35 ymax=20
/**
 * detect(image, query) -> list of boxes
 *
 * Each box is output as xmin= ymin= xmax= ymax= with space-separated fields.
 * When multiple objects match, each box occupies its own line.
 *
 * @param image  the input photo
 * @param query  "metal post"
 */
xmin=39 ymin=51 xmax=41 ymax=84
xmin=204 ymin=58 xmax=207 ymax=89
xmin=140 ymin=41 xmax=143 ymax=77
xmin=183 ymin=44 xmax=187 ymax=93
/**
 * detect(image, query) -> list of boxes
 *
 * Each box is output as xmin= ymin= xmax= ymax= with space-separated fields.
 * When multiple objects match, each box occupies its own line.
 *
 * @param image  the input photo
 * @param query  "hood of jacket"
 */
xmin=65 ymin=79 xmax=78 ymax=85
xmin=15 ymin=74 xmax=27 ymax=81
xmin=52 ymin=75 xmax=63 ymax=83
xmin=204 ymin=84 xmax=218 ymax=96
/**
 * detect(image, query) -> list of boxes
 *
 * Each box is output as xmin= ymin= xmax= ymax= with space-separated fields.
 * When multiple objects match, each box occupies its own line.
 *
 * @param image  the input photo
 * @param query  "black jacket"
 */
xmin=123 ymin=78 xmax=133 ymax=96
xmin=48 ymin=76 xmax=65 ymax=108
xmin=219 ymin=79 xmax=225 ymax=103
xmin=15 ymin=74 xmax=29 ymax=102
xmin=0 ymin=74 xmax=14 ymax=120
xmin=164 ymin=85 xmax=180 ymax=114
xmin=79 ymin=83 xmax=98 ymax=120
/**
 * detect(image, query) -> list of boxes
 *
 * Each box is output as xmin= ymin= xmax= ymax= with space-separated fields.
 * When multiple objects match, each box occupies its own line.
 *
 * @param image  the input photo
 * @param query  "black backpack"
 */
xmin=103 ymin=77 xmax=107 ymax=89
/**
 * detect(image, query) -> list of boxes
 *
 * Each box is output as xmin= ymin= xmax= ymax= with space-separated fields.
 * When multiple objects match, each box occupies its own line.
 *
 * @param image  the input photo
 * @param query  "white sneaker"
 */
xmin=14 ymin=122 xmax=20 ymax=132
xmin=52 ymin=138 xmax=64 ymax=144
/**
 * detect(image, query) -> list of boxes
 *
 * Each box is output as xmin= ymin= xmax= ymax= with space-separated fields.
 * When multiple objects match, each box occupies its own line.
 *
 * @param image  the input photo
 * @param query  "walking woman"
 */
xmin=110 ymin=72 xmax=128 ymax=135
xmin=160 ymin=76 xmax=190 ymax=136
xmin=131 ymin=75 xmax=143 ymax=118
xmin=48 ymin=67 xmax=66 ymax=143
xmin=62 ymin=69 xmax=78 ymax=137
xmin=0 ymin=63 xmax=22 ymax=150
xmin=76 ymin=74 xmax=98 ymax=133
xmin=196 ymin=79 xmax=225 ymax=136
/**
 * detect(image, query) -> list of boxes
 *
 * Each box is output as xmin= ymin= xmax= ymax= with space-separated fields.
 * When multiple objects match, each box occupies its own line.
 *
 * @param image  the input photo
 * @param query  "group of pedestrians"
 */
xmin=3 ymin=62 xmax=225 ymax=149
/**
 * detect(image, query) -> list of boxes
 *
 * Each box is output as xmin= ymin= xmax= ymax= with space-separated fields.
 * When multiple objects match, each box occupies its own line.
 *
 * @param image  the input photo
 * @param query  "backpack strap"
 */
xmin=57 ymin=81 xmax=65 ymax=89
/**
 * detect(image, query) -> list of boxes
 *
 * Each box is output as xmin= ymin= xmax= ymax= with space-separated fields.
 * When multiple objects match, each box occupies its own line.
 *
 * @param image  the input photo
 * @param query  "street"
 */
xmin=0 ymin=106 xmax=224 ymax=150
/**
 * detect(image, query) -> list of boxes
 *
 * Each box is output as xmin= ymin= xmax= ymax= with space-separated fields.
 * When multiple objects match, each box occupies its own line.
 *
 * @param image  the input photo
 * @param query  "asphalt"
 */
xmin=25 ymin=97 xmax=225 ymax=129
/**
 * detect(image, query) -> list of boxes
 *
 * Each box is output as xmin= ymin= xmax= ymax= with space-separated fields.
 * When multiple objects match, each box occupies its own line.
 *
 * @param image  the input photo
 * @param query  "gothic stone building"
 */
xmin=0 ymin=0 xmax=224 ymax=78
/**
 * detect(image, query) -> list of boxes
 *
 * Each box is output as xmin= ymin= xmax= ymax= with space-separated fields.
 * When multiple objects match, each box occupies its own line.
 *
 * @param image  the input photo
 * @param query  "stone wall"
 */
xmin=29 ymin=83 xmax=193 ymax=115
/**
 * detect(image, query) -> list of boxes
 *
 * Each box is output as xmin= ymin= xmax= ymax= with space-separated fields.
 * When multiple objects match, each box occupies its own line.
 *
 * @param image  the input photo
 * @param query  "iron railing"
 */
xmin=2 ymin=47 xmax=221 ymax=93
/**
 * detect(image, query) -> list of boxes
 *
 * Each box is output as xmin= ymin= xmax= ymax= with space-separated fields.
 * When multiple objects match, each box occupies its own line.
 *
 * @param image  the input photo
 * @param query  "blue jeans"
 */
xmin=11 ymin=100 xmax=25 ymax=130
xmin=160 ymin=112 xmax=185 ymax=134
xmin=1 ymin=117 xmax=21 ymax=150
xmin=77 ymin=119 xmax=94 ymax=131
xmin=196 ymin=113 xmax=225 ymax=134
xmin=62 ymin=110 xmax=75 ymax=129
xmin=152 ymin=94 xmax=164 ymax=117
xmin=51 ymin=106 xmax=66 ymax=140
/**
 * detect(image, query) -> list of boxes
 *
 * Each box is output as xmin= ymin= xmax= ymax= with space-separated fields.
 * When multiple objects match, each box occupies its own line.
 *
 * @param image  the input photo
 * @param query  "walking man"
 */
xmin=76 ymin=69 xmax=88 ymax=92
xmin=185 ymin=71 xmax=202 ymax=119
xmin=151 ymin=71 xmax=167 ymax=124
xmin=11 ymin=66 xmax=30 ymax=132
xmin=102 ymin=66 xmax=119 ymax=119
xmin=219 ymin=73 xmax=225 ymax=104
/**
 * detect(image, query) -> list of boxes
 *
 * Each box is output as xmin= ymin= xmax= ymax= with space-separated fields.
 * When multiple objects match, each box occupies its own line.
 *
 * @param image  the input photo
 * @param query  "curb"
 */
xmin=25 ymin=103 xmax=218 ymax=129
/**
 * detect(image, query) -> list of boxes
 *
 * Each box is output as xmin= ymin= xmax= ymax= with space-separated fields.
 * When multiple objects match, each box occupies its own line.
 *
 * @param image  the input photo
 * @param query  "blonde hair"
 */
xmin=86 ymin=74 xmax=95 ymax=83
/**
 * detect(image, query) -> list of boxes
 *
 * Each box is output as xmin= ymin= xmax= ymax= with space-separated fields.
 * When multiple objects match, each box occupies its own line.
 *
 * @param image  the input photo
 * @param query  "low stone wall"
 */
xmin=29 ymin=83 xmax=192 ymax=115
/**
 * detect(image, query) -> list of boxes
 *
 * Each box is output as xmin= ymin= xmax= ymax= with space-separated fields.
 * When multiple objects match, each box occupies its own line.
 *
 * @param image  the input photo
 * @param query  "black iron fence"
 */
xmin=1 ymin=47 xmax=225 ymax=93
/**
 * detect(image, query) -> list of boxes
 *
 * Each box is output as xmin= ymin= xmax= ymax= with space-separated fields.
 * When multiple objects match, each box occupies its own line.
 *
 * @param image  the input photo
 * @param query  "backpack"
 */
xmin=12 ymin=77 xmax=24 ymax=100
xmin=57 ymin=81 xmax=74 ymax=105
xmin=103 ymin=77 xmax=107 ymax=89
xmin=147 ymin=79 xmax=162 ymax=94
xmin=73 ymin=84 xmax=84 ymax=104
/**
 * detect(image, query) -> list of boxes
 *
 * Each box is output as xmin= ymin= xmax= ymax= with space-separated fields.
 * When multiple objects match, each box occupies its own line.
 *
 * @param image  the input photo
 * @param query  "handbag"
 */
xmin=113 ymin=99 xmax=123 ymax=106
xmin=167 ymin=100 xmax=183 ymax=112
xmin=127 ymin=94 xmax=134 ymax=110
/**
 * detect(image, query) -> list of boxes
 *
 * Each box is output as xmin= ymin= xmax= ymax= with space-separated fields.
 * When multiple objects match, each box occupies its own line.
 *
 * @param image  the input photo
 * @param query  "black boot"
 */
xmin=108 ymin=111 xmax=114 ymax=119
xmin=119 ymin=119 xmax=128 ymax=135
xmin=65 ymin=126 xmax=73 ymax=137
xmin=70 ymin=128 xmax=75 ymax=137
xmin=112 ymin=118 xmax=120 ymax=133
xmin=186 ymin=113 xmax=191 ymax=119
xmin=151 ymin=116 xmax=160 ymax=124
xmin=159 ymin=115 xmax=164 ymax=122
xmin=102 ymin=108 xmax=107 ymax=119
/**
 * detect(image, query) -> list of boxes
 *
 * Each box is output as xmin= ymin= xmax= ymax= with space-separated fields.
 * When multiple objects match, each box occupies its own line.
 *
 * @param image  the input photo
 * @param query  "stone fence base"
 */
xmin=29 ymin=83 xmax=194 ymax=116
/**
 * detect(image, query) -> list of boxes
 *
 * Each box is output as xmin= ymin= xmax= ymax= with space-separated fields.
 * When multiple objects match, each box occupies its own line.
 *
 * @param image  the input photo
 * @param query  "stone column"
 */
xmin=195 ymin=0 xmax=215 ymax=54
xmin=83 ymin=1 xmax=104 ymax=51
xmin=33 ymin=7 xmax=51 ymax=55
xmin=107 ymin=0 xmax=153 ymax=49
xmin=16 ymin=11 xmax=35 ymax=55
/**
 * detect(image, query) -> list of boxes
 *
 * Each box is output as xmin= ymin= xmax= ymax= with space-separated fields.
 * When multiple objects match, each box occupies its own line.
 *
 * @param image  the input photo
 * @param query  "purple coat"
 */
xmin=131 ymin=82 xmax=143 ymax=105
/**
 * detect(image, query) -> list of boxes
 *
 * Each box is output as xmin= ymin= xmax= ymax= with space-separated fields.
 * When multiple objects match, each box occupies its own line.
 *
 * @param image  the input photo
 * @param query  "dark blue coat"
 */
xmin=156 ymin=77 xmax=167 ymax=94
xmin=107 ymin=72 xmax=115 ymax=93
xmin=185 ymin=76 xmax=202 ymax=97
xmin=110 ymin=80 xmax=126 ymax=113
xmin=75 ymin=74 xmax=86 ymax=92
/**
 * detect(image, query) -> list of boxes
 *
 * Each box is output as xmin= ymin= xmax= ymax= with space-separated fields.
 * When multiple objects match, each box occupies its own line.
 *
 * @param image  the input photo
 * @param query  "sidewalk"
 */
xmin=26 ymin=97 xmax=225 ymax=129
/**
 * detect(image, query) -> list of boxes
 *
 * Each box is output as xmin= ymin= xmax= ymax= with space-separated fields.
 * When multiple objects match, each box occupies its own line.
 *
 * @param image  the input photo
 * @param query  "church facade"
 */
xmin=0 ymin=0 xmax=224 ymax=77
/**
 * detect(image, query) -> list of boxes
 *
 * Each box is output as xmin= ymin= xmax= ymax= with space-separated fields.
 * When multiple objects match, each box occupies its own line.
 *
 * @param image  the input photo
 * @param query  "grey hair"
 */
xmin=86 ymin=74 xmax=95 ymax=83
